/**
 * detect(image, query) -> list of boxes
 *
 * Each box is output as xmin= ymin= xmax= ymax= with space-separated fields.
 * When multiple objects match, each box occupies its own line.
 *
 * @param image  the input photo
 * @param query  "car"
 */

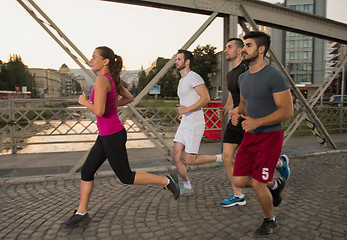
xmin=329 ymin=95 xmax=347 ymax=106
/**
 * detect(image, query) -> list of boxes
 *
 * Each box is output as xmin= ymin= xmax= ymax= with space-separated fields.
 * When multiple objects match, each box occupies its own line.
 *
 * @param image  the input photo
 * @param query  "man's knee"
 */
xmin=184 ymin=154 xmax=197 ymax=165
xmin=233 ymin=176 xmax=249 ymax=188
xmin=251 ymin=178 xmax=268 ymax=192
xmin=222 ymin=154 xmax=234 ymax=166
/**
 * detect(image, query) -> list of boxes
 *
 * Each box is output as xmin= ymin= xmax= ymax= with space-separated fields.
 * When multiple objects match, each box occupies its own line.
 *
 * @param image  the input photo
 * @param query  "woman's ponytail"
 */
xmin=95 ymin=46 xmax=123 ymax=95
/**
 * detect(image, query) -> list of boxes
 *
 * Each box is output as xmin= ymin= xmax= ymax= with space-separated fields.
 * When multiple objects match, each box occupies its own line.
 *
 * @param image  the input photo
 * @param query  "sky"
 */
xmin=1 ymin=0 xmax=346 ymax=71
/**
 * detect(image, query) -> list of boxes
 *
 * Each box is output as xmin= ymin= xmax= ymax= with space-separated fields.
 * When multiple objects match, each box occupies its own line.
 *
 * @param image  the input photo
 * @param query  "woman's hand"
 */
xmin=78 ymin=92 xmax=89 ymax=106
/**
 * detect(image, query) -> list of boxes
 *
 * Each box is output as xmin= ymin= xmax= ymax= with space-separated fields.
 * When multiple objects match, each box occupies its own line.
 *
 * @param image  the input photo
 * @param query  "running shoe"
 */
xmin=276 ymin=154 xmax=290 ymax=179
xmin=61 ymin=210 xmax=91 ymax=229
xmin=164 ymin=174 xmax=180 ymax=200
xmin=254 ymin=218 xmax=278 ymax=237
xmin=270 ymin=176 xmax=286 ymax=207
xmin=180 ymin=186 xmax=194 ymax=195
xmin=220 ymin=194 xmax=246 ymax=207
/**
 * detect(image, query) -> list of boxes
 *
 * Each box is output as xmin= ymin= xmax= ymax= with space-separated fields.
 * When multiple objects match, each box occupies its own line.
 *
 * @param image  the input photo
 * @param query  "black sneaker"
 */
xmin=270 ymin=176 xmax=286 ymax=207
xmin=61 ymin=210 xmax=91 ymax=229
xmin=255 ymin=218 xmax=278 ymax=237
xmin=164 ymin=174 xmax=180 ymax=200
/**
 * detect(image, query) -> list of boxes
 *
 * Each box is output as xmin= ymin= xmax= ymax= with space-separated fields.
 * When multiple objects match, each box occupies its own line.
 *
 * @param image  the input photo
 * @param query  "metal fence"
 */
xmin=1 ymin=98 xmax=346 ymax=154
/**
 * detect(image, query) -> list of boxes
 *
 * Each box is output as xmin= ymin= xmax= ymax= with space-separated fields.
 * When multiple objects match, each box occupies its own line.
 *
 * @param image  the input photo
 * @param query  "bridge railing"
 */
xmin=0 ymin=99 xmax=346 ymax=154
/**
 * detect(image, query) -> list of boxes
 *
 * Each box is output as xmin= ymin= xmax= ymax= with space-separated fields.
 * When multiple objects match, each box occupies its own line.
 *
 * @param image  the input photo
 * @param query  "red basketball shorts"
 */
xmin=233 ymin=130 xmax=284 ymax=183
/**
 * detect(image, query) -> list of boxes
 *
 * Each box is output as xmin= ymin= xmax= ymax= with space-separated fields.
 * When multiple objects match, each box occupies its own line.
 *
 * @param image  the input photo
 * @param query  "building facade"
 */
xmin=29 ymin=65 xmax=86 ymax=98
xmin=29 ymin=68 xmax=61 ymax=98
xmin=271 ymin=0 xmax=326 ymax=98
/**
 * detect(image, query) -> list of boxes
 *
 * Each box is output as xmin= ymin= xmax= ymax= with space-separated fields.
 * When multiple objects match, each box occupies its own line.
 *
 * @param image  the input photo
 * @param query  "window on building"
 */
xmin=308 ymin=4 xmax=313 ymax=13
xmin=308 ymin=39 xmax=313 ymax=48
xmin=290 ymin=52 xmax=295 ymax=60
xmin=298 ymin=52 xmax=303 ymax=60
xmin=308 ymin=63 xmax=312 ymax=71
xmin=295 ymin=40 xmax=299 ymax=48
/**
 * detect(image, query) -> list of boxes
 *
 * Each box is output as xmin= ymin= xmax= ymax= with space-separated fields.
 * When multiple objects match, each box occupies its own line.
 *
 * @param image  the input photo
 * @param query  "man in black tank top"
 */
xmin=217 ymin=38 xmax=290 ymax=208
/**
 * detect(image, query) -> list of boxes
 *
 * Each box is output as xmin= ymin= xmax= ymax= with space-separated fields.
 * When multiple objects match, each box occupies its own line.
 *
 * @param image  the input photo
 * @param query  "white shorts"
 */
xmin=174 ymin=120 xmax=205 ymax=154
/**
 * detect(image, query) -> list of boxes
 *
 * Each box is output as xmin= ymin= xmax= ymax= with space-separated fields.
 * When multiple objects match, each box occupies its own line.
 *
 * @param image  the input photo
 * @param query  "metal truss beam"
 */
xmin=119 ymin=11 xmax=219 ymax=120
xmin=283 ymin=53 xmax=347 ymax=145
xmin=17 ymin=0 xmax=183 ymax=172
xmin=102 ymin=0 xmax=347 ymax=44
xmin=116 ymin=12 xmax=218 ymax=158
xmin=17 ymin=0 xmax=97 ymax=81
xmin=239 ymin=4 xmax=337 ymax=149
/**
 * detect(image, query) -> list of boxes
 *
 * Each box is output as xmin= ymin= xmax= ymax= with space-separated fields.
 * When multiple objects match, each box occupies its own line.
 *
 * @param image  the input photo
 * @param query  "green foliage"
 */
xmin=0 ymin=55 xmax=38 ymax=97
xmin=136 ymin=58 xmax=179 ymax=98
xmin=192 ymin=44 xmax=217 ymax=90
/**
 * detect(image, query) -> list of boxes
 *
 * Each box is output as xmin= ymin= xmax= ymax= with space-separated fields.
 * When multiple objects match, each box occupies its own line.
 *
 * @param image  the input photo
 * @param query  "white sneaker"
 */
xmin=180 ymin=186 xmax=194 ymax=195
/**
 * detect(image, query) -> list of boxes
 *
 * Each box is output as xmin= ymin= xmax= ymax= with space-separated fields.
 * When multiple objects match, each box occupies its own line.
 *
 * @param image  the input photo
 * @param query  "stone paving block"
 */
xmin=0 ymin=153 xmax=346 ymax=239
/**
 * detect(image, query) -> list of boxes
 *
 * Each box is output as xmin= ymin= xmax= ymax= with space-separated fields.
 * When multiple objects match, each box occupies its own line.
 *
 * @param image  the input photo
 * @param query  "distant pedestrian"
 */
xmin=61 ymin=46 xmax=180 ymax=229
xmin=173 ymin=49 xmax=222 ymax=195
xmin=230 ymin=31 xmax=293 ymax=237
xmin=217 ymin=38 xmax=290 ymax=208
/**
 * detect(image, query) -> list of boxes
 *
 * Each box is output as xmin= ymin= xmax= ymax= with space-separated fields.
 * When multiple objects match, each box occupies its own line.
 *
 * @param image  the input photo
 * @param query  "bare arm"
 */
xmin=230 ymin=93 xmax=246 ymax=126
xmin=177 ymin=83 xmax=210 ymax=115
xmin=78 ymin=75 xmax=109 ymax=117
xmin=241 ymin=89 xmax=293 ymax=132
xmin=217 ymin=94 xmax=233 ymax=118
xmin=117 ymin=87 xmax=134 ymax=107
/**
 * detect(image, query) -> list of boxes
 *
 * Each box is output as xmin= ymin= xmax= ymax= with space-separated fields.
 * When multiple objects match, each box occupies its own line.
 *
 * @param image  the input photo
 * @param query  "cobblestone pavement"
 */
xmin=1 ymin=152 xmax=346 ymax=240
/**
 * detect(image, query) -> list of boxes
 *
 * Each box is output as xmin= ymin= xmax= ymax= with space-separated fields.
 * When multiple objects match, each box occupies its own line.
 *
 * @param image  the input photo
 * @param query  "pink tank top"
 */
xmin=90 ymin=72 xmax=124 ymax=136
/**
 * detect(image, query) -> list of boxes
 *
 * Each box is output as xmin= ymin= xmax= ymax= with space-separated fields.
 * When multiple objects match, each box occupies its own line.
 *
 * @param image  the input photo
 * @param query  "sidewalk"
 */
xmin=0 ymin=150 xmax=346 ymax=239
xmin=0 ymin=133 xmax=347 ymax=182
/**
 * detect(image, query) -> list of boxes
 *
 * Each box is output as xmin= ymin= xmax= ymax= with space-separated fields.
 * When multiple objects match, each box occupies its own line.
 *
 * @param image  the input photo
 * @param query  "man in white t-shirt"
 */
xmin=173 ymin=49 xmax=221 ymax=195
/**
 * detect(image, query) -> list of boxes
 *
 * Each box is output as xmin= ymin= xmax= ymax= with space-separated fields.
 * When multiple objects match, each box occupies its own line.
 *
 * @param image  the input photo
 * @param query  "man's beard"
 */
xmin=176 ymin=64 xmax=185 ymax=71
xmin=244 ymin=51 xmax=259 ymax=63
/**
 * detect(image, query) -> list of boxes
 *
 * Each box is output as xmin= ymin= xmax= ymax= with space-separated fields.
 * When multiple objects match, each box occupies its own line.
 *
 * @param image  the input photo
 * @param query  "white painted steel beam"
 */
xmin=103 ymin=0 xmax=347 ymax=44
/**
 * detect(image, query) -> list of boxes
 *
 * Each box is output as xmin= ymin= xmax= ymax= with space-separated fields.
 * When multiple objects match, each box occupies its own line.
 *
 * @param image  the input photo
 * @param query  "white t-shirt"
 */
xmin=177 ymin=71 xmax=205 ymax=124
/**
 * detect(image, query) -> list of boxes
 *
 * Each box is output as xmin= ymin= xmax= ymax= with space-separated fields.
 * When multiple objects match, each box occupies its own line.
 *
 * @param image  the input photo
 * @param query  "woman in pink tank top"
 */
xmin=61 ymin=46 xmax=180 ymax=229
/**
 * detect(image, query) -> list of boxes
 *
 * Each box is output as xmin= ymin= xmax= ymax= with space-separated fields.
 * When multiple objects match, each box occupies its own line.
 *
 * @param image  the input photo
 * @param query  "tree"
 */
xmin=136 ymin=58 xmax=179 ymax=98
xmin=192 ymin=44 xmax=217 ymax=90
xmin=136 ymin=69 xmax=148 ymax=96
xmin=0 ymin=55 xmax=38 ymax=97
xmin=129 ymin=82 xmax=137 ymax=95
xmin=135 ymin=44 xmax=217 ymax=98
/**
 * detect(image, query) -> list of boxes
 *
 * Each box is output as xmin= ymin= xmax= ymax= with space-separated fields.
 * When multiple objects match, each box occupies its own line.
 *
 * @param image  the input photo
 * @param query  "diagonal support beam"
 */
xmin=239 ymin=4 xmax=337 ymax=149
xmin=128 ymin=105 xmax=173 ymax=155
xmin=119 ymin=11 xmax=219 ymax=121
xmin=17 ymin=0 xmax=96 ymax=81
xmin=284 ymin=53 xmax=347 ymax=143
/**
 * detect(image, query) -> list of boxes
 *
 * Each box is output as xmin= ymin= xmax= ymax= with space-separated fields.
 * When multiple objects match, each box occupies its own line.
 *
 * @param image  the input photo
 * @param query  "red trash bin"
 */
xmin=203 ymin=101 xmax=222 ymax=140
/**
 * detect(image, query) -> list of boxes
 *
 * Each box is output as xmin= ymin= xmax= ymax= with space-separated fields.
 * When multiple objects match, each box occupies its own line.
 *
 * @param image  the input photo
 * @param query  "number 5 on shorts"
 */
xmin=262 ymin=168 xmax=269 ymax=180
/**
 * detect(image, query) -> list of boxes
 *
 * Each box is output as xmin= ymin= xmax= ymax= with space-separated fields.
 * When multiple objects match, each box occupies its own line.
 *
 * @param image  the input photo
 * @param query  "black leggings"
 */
xmin=81 ymin=128 xmax=136 ymax=183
